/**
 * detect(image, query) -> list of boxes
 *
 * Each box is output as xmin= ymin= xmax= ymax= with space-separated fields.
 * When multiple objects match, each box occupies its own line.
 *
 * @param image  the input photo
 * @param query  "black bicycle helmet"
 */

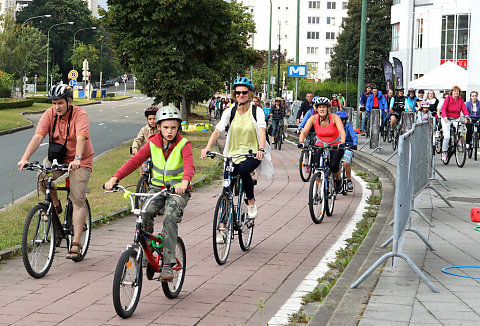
xmin=314 ymin=97 xmax=331 ymax=107
xmin=144 ymin=106 xmax=159 ymax=117
xmin=48 ymin=84 xmax=73 ymax=100
xmin=395 ymin=86 xmax=404 ymax=91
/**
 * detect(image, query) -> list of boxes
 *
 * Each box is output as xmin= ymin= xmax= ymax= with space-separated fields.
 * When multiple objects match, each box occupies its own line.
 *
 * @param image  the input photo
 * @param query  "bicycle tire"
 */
xmin=238 ymin=194 xmax=254 ymax=251
xmin=67 ymin=199 xmax=92 ymax=262
xmin=212 ymin=194 xmax=233 ymax=265
xmin=134 ymin=175 xmax=149 ymax=209
xmin=382 ymin=124 xmax=388 ymax=143
xmin=435 ymin=130 xmax=443 ymax=154
xmin=475 ymin=133 xmax=479 ymax=161
xmin=309 ymin=172 xmax=325 ymax=224
xmin=22 ymin=204 xmax=56 ymax=278
xmin=455 ymin=133 xmax=467 ymax=168
xmin=326 ymin=174 xmax=335 ymax=216
xmin=162 ymin=236 xmax=186 ymax=298
xmin=112 ymin=247 xmax=142 ymax=318
xmin=299 ymin=150 xmax=312 ymax=182
xmin=277 ymin=126 xmax=283 ymax=150
xmin=341 ymin=165 xmax=348 ymax=196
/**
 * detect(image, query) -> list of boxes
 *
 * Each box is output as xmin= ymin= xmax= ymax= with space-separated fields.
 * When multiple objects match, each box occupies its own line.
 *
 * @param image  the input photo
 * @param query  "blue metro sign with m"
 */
xmin=288 ymin=65 xmax=307 ymax=77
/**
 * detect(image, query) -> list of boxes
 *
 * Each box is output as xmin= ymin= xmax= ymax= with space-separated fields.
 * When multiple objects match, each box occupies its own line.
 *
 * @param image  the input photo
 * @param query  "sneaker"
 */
xmin=347 ymin=180 xmax=354 ymax=192
xmin=247 ymin=205 xmax=258 ymax=219
xmin=160 ymin=265 xmax=173 ymax=282
xmin=441 ymin=152 xmax=447 ymax=161
xmin=335 ymin=180 xmax=342 ymax=193
xmin=216 ymin=231 xmax=225 ymax=244
xmin=466 ymin=143 xmax=471 ymax=150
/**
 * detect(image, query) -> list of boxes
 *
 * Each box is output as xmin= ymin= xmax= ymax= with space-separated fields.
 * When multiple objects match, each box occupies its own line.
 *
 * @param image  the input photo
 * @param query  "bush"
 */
xmin=106 ymin=92 xmax=115 ymax=97
xmin=36 ymin=84 xmax=47 ymax=92
xmin=0 ymin=99 xmax=34 ymax=110
xmin=30 ymin=96 xmax=50 ymax=103
xmin=0 ymin=71 xmax=13 ymax=98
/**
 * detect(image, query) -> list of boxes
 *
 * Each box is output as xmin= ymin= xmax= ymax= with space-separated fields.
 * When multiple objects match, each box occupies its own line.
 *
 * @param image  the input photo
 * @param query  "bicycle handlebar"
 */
xmin=206 ymin=150 xmax=256 ymax=160
xmin=22 ymin=161 xmax=69 ymax=172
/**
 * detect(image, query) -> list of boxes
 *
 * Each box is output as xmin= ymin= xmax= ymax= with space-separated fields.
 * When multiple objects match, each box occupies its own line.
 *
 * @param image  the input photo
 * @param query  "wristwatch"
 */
xmin=258 ymin=148 xmax=265 ymax=152
xmin=74 ymin=155 xmax=82 ymax=160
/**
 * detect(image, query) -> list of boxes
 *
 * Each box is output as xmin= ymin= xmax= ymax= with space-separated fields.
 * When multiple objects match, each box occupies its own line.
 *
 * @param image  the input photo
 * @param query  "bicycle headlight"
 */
xmin=223 ymin=179 xmax=231 ymax=187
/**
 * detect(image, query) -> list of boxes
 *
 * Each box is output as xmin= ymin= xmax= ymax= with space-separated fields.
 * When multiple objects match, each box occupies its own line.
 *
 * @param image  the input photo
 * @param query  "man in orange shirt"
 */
xmin=18 ymin=84 xmax=94 ymax=260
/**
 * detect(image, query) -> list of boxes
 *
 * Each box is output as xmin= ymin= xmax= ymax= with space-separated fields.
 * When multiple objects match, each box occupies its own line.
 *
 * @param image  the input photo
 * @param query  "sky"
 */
xmin=98 ymin=0 xmax=107 ymax=11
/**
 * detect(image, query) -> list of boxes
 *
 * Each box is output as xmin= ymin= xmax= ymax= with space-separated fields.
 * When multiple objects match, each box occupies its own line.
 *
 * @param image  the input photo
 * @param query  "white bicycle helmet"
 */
xmin=155 ymin=105 xmax=182 ymax=124
xmin=48 ymin=84 xmax=73 ymax=100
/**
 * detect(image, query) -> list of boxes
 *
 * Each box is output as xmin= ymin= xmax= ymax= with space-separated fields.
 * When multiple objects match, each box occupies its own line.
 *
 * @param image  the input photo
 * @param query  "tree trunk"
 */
xmin=181 ymin=95 xmax=187 ymax=121
xmin=162 ymin=94 xmax=168 ymax=107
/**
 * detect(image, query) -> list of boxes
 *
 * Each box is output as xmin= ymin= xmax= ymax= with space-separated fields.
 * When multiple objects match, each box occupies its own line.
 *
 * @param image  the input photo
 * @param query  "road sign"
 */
xmin=288 ymin=65 xmax=307 ymax=77
xmin=68 ymin=70 xmax=79 ymax=80
xmin=270 ymin=76 xmax=276 ymax=85
xmin=69 ymin=79 xmax=77 ymax=87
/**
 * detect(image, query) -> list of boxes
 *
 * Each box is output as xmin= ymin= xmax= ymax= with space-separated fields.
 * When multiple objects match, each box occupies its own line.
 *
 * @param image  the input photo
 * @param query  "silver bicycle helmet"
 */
xmin=155 ymin=105 xmax=182 ymax=124
xmin=314 ymin=97 xmax=331 ymax=107
xmin=48 ymin=84 xmax=73 ymax=100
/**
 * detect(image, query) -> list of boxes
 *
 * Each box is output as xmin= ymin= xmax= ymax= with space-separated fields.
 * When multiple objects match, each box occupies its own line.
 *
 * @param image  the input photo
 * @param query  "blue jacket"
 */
xmin=405 ymin=96 xmax=418 ymax=112
xmin=298 ymin=108 xmax=315 ymax=129
xmin=344 ymin=122 xmax=358 ymax=146
xmin=466 ymin=100 xmax=480 ymax=119
xmin=360 ymin=91 xmax=371 ymax=106
xmin=366 ymin=91 xmax=388 ymax=112
xmin=263 ymin=106 xmax=271 ymax=117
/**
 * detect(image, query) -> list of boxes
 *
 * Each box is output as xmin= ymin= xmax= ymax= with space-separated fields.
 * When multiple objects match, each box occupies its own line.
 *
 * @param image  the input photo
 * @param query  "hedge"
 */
xmin=106 ymin=92 xmax=115 ymax=97
xmin=30 ymin=96 xmax=50 ymax=103
xmin=0 ymin=99 xmax=34 ymax=110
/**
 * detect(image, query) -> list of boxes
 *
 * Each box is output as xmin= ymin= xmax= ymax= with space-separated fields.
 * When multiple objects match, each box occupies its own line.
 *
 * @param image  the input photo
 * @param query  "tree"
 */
xmin=0 ymin=10 xmax=23 ymax=78
xmin=329 ymin=0 xmax=393 ymax=91
xmin=104 ymin=0 xmax=260 ymax=111
xmin=70 ymin=42 xmax=100 ymax=80
xmin=22 ymin=26 xmax=48 ymax=78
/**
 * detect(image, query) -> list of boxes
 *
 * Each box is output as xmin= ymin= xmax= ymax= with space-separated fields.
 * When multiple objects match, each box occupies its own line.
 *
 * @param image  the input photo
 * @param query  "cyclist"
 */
xmin=389 ymin=87 xmax=407 ymax=136
xmin=405 ymin=88 xmax=418 ymax=112
xmin=416 ymin=100 xmax=432 ymax=123
xmin=426 ymin=90 xmax=439 ymax=115
xmin=440 ymin=85 xmax=471 ymax=161
xmin=17 ymin=84 xmax=94 ymax=260
xmin=336 ymin=110 xmax=357 ymax=191
xmin=104 ymin=106 xmax=195 ymax=281
xmin=365 ymin=86 xmax=388 ymax=132
xmin=337 ymin=93 xmax=345 ymax=108
xmin=298 ymin=97 xmax=346 ymax=193
xmin=296 ymin=92 xmax=314 ymax=125
xmin=465 ymin=91 xmax=479 ymax=148
xmin=359 ymin=84 xmax=372 ymax=133
xmin=253 ymin=96 xmax=262 ymax=107
xmin=201 ymin=77 xmax=272 ymax=222
xmin=331 ymin=94 xmax=341 ymax=108
xmin=270 ymin=97 xmax=286 ymax=144
xmin=263 ymin=102 xmax=271 ymax=124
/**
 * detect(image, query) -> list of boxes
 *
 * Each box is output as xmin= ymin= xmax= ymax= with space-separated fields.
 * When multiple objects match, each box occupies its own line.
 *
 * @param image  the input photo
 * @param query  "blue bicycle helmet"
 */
xmin=336 ymin=110 xmax=348 ymax=119
xmin=314 ymin=97 xmax=331 ymax=107
xmin=312 ymin=96 xmax=320 ymax=103
xmin=232 ymin=77 xmax=254 ymax=91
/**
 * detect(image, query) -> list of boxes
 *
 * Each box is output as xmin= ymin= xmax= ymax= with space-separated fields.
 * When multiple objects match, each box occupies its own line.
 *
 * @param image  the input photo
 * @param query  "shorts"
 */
xmin=342 ymin=149 xmax=354 ymax=164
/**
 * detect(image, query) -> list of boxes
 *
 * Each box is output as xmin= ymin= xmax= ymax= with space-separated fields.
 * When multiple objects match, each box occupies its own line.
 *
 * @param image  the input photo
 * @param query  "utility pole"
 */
xmin=276 ymin=21 xmax=281 ymax=97
xmin=346 ymin=60 xmax=349 ymax=106
xmin=267 ymin=0 xmax=272 ymax=99
xmin=356 ymin=0 xmax=367 ymax=128
xmin=295 ymin=0 xmax=300 ymax=101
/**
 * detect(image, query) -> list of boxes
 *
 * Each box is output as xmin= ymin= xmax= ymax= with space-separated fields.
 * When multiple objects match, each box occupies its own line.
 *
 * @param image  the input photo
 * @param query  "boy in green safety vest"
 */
xmin=105 ymin=106 xmax=195 ymax=281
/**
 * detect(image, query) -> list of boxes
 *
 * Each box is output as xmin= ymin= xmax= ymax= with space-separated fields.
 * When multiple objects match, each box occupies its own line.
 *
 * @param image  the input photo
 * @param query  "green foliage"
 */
xmin=0 ymin=11 xmax=23 ymax=78
xmin=29 ymin=96 xmax=50 ymax=103
xmin=289 ymin=309 xmax=310 ymax=323
xmin=104 ymin=0 xmax=260 ymax=106
xmin=329 ymin=0 xmax=394 ymax=93
xmin=70 ymin=42 xmax=100 ymax=77
xmin=22 ymin=26 xmax=48 ymax=78
xmin=0 ymin=71 xmax=13 ymax=97
xmin=0 ymin=99 xmax=33 ymax=109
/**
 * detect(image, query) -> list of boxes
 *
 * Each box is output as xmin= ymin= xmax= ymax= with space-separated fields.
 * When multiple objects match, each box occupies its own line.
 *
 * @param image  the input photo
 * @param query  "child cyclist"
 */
xmin=132 ymin=106 xmax=160 ymax=154
xmin=335 ymin=110 xmax=357 ymax=191
xmin=104 ymin=106 xmax=195 ymax=281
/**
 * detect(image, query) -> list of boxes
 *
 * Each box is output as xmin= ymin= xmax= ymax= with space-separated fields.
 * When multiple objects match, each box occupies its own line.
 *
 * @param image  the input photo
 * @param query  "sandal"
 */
xmin=66 ymin=242 xmax=83 ymax=260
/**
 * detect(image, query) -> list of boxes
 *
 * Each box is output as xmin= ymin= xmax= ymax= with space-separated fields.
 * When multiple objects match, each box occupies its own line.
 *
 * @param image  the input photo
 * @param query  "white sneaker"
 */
xmin=247 ymin=205 xmax=257 ymax=219
xmin=216 ymin=231 xmax=225 ymax=244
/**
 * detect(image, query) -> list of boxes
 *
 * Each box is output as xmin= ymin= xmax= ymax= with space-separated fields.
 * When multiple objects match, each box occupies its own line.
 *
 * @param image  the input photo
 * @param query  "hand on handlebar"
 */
xmin=17 ymin=158 xmax=29 ymax=171
xmin=297 ymin=143 xmax=304 ymax=149
xmin=174 ymin=180 xmax=189 ymax=194
xmin=104 ymin=177 xmax=118 ymax=191
xmin=200 ymin=148 xmax=210 ymax=159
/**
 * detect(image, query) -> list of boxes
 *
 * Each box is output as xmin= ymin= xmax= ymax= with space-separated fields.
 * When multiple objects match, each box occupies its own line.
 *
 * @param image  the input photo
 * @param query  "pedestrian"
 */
xmin=465 ymin=91 xmax=480 ymax=148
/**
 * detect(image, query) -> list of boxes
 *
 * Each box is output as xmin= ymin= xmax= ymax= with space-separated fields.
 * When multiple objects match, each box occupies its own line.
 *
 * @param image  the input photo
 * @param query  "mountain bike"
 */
xmin=441 ymin=118 xmax=467 ymax=168
xmin=206 ymin=151 xmax=256 ymax=265
xmin=467 ymin=121 xmax=480 ymax=161
xmin=299 ymin=145 xmax=313 ymax=182
xmin=308 ymin=146 xmax=337 ymax=224
xmin=382 ymin=116 xmax=391 ymax=143
xmin=105 ymin=184 xmax=186 ymax=318
xmin=274 ymin=120 xmax=284 ymax=150
xmin=21 ymin=161 xmax=91 ymax=278
xmin=134 ymin=158 xmax=152 ymax=209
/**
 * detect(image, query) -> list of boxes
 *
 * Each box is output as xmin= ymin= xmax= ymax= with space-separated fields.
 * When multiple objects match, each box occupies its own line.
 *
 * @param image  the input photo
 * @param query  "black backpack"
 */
xmin=227 ymin=104 xmax=270 ymax=145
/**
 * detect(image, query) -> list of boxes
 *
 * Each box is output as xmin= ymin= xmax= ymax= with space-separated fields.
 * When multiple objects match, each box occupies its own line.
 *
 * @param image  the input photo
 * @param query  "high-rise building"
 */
xmin=1 ymin=0 xmax=98 ymax=17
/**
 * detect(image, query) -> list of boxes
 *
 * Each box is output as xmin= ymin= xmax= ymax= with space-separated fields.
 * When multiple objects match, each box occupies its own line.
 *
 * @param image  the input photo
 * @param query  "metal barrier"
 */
xmin=369 ymin=109 xmax=382 ymax=154
xmin=400 ymin=111 xmax=415 ymax=134
xmin=330 ymin=106 xmax=339 ymax=114
xmin=352 ymin=122 xmax=445 ymax=293
xmin=344 ymin=107 xmax=354 ymax=123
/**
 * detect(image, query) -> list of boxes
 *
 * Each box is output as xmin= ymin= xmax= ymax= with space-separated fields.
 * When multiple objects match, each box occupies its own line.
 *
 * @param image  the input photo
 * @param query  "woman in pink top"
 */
xmin=440 ymin=85 xmax=471 ymax=160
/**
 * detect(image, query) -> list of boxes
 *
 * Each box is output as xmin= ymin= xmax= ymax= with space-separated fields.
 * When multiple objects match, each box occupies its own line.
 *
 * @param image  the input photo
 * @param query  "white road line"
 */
xmin=98 ymin=123 xmax=104 ymax=126
xmin=268 ymin=170 xmax=369 ymax=325
xmin=39 ymin=142 xmax=48 ymax=147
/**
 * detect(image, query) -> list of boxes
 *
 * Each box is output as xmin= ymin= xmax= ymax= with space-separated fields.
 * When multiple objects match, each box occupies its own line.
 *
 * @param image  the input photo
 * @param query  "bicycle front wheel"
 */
xmin=213 ymin=194 xmax=233 ymax=265
xmin=309 ymin=172 xmax=326 ymax=224
xmin=326 ymin=174 xmax=335 ymax=216
xmin=299 ymin=150 xmax=312 ymax=182
xmin=135 ymin=175 xmax=149 ymax=209
xmin=474 ymin=133 xmax=479 ymax=161
xmin=341 ymin=166 xmax=348 ymax=196
xmin=162 ymin=236 xmax=186 ymax=298
xmin=112 ymin=247 xmax=143 ymax=318
xmin=22 ymin=204 xmax=56 ymax=278
xmin=277 ymin=127 xmax=283 ymax=150
xmin=455 ymin=134 xmax=467 ymax=167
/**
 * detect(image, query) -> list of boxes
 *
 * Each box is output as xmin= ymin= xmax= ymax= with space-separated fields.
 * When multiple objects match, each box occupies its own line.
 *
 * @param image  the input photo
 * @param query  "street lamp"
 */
xmin=73 ymin=26 xmax=97 ymax=53
xmin=267 ymin=0 xmax=272 ymax=100
xmin=46 ymin=21 xmax=74 ymax=92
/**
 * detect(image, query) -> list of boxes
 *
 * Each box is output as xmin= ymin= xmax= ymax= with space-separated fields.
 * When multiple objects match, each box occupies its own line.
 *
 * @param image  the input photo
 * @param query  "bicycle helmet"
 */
xmin=335 ymin=110 xmax=348 ymax=119
xmin=48 ymin=84 xmax=73 ymax=100
xmin=332 ymin=94 xmax=338 ymax=98
xmin=155 ymin=105 xmax=182 ymax=124
xmin=365 ymin=83 xmax=372 ymax=88
xmin=232 ymin=77 xmax=254 ymax=91
xmin=420 ymin=100 xmax=430 ymax=108
xmin=312 ymin=96 xmax=320 ymax=103
xmin=274 ymin=97 xmax=281 ymax=102
xmin=395 ymin=86 xmax=404 ymax=91
xmin=144 ymin=106 xmax=159 ymax=117
xmin=314 ymin=97 xmax=331 ymax=107
xmin=418 ymin=89 xmax=425 ymax=94
xmin=408 ymin=88 xmax=416 ymax=93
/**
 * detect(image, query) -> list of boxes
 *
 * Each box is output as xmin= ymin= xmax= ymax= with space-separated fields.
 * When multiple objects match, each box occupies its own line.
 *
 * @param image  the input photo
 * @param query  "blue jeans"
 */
xmin=271 ymin=119 xmax=284 ymax=140
xmin=361 ymin=111 xmax=369 ymax=131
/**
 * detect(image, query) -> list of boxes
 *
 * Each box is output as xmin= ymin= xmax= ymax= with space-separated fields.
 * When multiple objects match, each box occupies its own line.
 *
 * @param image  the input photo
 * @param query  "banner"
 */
xmin=381 ymin=59 xmax=394 ymax=91
xmin=393 ymin=57 xmax=404 ymax=89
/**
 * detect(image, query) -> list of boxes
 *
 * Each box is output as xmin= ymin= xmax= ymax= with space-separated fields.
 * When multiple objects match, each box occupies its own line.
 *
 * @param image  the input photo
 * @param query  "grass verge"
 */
xmin=0 ymin=128 xmax=220 ymax=252
xmin=100 ymin=95 xmax=131 ymax=101
xmin=288 ymin=171 xmax=382 ymax=324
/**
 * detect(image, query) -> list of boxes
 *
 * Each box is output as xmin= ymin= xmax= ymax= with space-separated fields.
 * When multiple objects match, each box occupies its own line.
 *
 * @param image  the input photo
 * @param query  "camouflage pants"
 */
xmin=142 ymin=186 xmax=190 ymax=265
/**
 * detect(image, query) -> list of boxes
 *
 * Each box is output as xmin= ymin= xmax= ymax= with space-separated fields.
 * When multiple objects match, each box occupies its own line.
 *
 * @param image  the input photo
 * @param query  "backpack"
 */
xmin=227 ymin=104 xmax=270 ymax=145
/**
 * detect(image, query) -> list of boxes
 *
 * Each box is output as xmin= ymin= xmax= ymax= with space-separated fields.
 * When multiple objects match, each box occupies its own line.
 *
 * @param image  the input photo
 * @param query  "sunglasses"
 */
xmin=235 ymin=90 xmax=249 ymax=96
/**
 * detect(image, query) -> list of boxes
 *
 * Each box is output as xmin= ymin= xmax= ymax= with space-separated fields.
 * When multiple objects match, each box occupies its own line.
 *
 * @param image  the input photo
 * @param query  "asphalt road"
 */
xmin=0 ymin=94 xmax=153 ymax=208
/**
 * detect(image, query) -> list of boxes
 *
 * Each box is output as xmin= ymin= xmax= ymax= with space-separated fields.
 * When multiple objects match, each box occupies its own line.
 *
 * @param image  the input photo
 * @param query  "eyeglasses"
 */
xmin=235 ymin=91 xmax=249 ymax=96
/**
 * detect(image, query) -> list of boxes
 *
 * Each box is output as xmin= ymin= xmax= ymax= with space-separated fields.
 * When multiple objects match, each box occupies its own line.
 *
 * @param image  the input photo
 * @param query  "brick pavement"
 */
xmin=0 ymin=142 xmax=362 ymax=325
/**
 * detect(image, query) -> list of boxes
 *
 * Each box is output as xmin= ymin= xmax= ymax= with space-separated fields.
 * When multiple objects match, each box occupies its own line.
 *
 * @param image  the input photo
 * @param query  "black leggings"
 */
xmin=224 ymin=157 xmax=261 ymax=200
xmin=466 ymin=118 xmax=480 ymax=144
xmin=313 ymin=148 xmax=344 ymax=174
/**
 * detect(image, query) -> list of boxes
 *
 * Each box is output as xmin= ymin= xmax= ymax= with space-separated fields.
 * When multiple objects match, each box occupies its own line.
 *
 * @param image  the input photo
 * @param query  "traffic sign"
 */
xmin=68 ymin=70 xmax=79 ymax=80
xmin=69 ymin=79 xmax=77 ymax=87
xmin=270 ymin=76 xmax=276 ymax=85
xmin=288 ymin=65 xmax=307 ymax=77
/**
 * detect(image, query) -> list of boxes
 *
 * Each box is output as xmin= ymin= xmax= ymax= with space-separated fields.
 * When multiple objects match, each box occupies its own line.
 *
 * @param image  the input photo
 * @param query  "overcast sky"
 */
xmin=98 ymin=0 xmax=107 ymax=11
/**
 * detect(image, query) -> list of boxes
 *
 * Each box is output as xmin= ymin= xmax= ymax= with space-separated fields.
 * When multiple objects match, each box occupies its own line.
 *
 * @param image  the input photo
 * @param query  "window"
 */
xmin=325 ymin=62 xmax=331 ymax=70
xmin=391 ymin=23 xmax=400 ymax=51
xmin=441 ymin=14 xmax=470 ymax=66
xmin=342 ymin=18 xmax=347 ymax=26
xmin=325 ymin=47 xmax=333 ymax=55
xmin=326 ymin=17 xmax=335 ymax=25
xmin=307 ymin=47 xmax=319 ymax=55
xmin=309 ymin=1 xmax=320 ymax=9
xmin=327 ymin=1 xmax=336 ymax=9
xmin=308 ymin=16 xmax=320 ymax=24
xmin=307 ymin=31 xmax=320 ymax=39
xmin=284 ymin=34 xmax=288 ymax=39
xmin=307 ymin=62 xmax=319 ymax=70
xmin=342 ymin=2 xmax=348 ymax=9
xmin=415 ymin=18 xmax=423 ymax=49
xmin=326 ymin=32 xmax=335 ymax=40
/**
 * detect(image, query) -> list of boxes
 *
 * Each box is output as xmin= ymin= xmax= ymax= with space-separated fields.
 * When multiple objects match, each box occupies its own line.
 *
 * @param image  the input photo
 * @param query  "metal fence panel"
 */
xmin=370 ymin=109 xmax=381 ymax=149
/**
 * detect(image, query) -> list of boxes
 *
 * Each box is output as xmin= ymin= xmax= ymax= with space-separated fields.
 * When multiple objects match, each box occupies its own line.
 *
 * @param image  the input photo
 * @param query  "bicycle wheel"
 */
xmin=455 ymin=133 xmax=467 ymax=168
xmin=382 ymin=124 xmax=388 ymax=143
xmin=309 ymin=172 xmax=325 ymax=224
xmin=162 ymin=236 xmax=186 ymax=298
xmin=475 ymin=132 xmax=479 ymax=161
xmin=135 ymin=175 xmax=149 ymax=209
xmin=326 ymin=174 xmax=335 ymax=216
xmin=277 ymin=126 xmax=283 ymax=150
xmin=112 ymin=247 xmax=143 ymax=318
xmin=68 ymin=199 xmax=92 ymax=262
xmin=212 ymin=194 xmax=233 ymax=265
xmin=299 ymin=150 xmax=312 ymax=182
xmin=341 ymin=166 xmax=348 ymax=196
xmin=22 ymin=204 xmax=56 ymax=278
xmin=435 ymin=130 xmax=443 ymax=154
xmin=238 ymin=196 xmax=254 ymax=251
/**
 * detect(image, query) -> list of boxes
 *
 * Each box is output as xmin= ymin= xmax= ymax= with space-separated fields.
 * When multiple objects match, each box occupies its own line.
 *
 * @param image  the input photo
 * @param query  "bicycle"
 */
xmin=134 ymin=158 xmax=152 ymax=209
xmin=382 ymin=115 xmax=391 ymax=143
xmin=105 ymin=184 xmax=186 ymax=318
xmin=467 ymin=121 xmax=480 ymax=161
xmin=435 ymin=119 xmax=443 ymax=154
xmin=206 ymin=151 xmax=256 ymax=265
xmin=21 ymin=161 xmax=92 ymax=278
xmin=308 ymin=146 xmax=337 ymax=224
xmin=273 ymin=120 xmax=284 ymax=150
xmin=299 ymin=135 xmax=315 ymax=182
xmin=441 ymin=118 xmax=467 ymax=168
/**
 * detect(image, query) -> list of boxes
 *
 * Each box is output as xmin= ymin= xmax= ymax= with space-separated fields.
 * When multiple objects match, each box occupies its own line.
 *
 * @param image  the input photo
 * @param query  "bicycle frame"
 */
xmin=220 ymin=158 xmax=245 ymax=233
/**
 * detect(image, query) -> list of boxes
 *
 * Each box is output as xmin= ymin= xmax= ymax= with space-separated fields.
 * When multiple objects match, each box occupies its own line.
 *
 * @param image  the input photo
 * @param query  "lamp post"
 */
xmin=73 ymin=26 xmax=97 ymax=53
xmin=20 ymin=15 xmax=52 ymax=97
xmin=276 ymin=21 xmax=281 ymax=97
xmin=346 ymin=60 xmax=349 ymax=106
xmin=267 ymin=0 xmax=272 ymax=100
xmin=46 ymin=21 xmax=74 ymax=91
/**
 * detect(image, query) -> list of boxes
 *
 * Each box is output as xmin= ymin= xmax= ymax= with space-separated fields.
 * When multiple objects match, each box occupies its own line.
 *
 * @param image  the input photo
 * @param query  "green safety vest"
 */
xmin=150 ymin=138 xmax=188 ymax=188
